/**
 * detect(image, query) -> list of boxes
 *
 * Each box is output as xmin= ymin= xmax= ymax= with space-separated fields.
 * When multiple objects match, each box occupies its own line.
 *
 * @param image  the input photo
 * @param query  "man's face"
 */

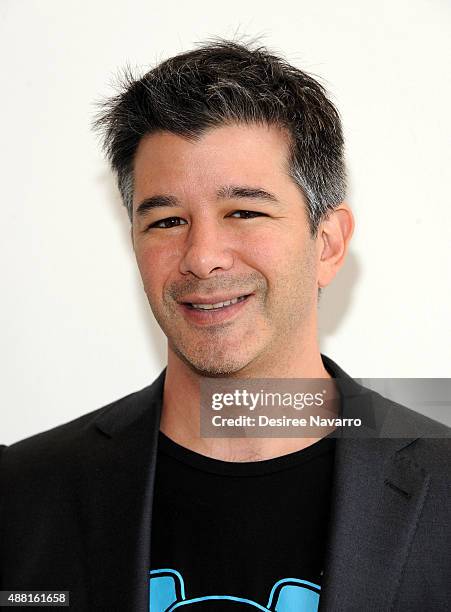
xmin=132 ymin=123 xmax=320 ymax=376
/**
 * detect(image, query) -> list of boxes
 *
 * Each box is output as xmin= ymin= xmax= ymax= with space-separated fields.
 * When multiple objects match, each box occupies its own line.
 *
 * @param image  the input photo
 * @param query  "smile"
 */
xmin=188 ymin=295 xmax=248 ymax=310
xmin=179 ymin=293 xmax=253 ymax=326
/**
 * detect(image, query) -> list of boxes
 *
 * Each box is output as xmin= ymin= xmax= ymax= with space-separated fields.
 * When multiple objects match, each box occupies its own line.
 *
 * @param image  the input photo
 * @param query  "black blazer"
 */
xmin=1 ymin=355 xmax=450 ymax=611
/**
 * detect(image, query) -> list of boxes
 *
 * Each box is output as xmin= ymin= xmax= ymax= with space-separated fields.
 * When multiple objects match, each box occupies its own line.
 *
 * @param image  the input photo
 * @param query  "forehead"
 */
xmin=132 ymin=123 xmax=294 ymax=204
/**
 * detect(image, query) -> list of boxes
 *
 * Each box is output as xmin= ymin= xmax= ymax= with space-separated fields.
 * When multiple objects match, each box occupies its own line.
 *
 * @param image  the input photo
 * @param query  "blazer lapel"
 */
xmin=79 ymin=369 xmax=165 ymax=611
xmin=319 ymin=358 xmax=431 ymax=610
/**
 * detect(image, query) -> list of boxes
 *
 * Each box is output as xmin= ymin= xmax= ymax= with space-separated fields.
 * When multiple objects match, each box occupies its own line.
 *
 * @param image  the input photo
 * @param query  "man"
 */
xmin=0 ymin=40 xmax=449 ymax=611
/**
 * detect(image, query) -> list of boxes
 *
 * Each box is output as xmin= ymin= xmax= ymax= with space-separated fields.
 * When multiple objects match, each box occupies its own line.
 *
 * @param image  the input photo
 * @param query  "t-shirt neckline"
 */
xmin=157 ymin=430 xmax=336 ymax=477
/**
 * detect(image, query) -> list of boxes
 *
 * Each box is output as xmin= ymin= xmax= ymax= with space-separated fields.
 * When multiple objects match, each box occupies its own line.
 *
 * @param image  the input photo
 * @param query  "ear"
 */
xmin=316 ymin=202 xmax=354 ymax=288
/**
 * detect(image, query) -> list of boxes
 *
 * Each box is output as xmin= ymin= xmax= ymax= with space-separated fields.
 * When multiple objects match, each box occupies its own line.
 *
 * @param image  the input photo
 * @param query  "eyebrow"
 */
xmin=135 ymin=185 xmax=279 ymax=217
xmin=135 ymin=194 xmax=178 ymax=217
xmin=216 ymin=185 xmax=279 ymax=203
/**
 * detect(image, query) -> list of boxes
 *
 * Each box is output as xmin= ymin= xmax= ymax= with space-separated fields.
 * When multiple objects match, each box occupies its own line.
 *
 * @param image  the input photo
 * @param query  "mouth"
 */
xmin=185 ymin=294 xmax=250 ymax=310
xmin=178 ymin=293 xmax=253 ymax=325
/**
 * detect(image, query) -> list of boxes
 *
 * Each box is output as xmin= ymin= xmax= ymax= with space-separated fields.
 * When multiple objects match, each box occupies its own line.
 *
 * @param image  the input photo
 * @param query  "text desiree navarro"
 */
xmin=211 ymin=415 xmax=362 ymax=428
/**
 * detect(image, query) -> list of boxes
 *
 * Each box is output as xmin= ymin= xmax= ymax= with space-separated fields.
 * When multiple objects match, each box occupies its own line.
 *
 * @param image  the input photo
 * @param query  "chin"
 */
xmin=172 ymin=342 xmax=252 ymax=378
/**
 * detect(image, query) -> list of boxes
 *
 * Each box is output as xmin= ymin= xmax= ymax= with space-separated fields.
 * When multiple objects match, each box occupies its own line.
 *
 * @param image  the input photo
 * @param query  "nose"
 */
xmin=179 ymin=218 xmax=234 ymax=278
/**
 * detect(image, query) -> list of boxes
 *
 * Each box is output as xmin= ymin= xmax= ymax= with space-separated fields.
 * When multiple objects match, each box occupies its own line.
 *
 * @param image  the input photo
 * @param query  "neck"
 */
xmin=160 ymin=339 xmax=338 ymax=462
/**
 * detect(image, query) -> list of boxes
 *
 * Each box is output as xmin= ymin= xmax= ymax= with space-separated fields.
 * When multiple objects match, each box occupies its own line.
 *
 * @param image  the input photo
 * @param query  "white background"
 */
xmin=1 ymin=0 xmax=450 ymax=444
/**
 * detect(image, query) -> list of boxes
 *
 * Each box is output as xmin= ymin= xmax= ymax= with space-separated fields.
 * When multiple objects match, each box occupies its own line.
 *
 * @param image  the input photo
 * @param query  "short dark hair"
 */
xmin=94 ymin=39 xmax=346 ymax=237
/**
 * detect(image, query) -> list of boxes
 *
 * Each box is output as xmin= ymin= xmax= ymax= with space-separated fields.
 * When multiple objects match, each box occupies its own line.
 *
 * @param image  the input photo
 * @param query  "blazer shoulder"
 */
xmin=368 ymin=388 xmax=450 ymax=437
xmin=0 ymin=381 xmax=159 ymax=466
xmin=369 ymin=390 xmax=450 ymax=473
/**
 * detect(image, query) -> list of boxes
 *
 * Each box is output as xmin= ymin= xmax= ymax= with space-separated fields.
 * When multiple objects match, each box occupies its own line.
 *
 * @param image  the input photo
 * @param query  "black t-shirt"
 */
xmin=149 ymin=431 xmax=336 ymax=611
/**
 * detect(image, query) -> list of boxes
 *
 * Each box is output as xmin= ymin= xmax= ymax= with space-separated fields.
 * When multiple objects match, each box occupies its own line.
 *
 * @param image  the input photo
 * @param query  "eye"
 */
xmin=147 ymin=216 xmax=188 ymax=229
xmin=228 ymin=210 xmax=268 ymax=219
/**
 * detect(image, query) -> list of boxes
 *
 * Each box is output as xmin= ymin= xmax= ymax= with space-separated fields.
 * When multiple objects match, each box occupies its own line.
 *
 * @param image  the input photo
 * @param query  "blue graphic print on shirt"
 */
xmin=149 ymin=568 xmax=320 ymax=611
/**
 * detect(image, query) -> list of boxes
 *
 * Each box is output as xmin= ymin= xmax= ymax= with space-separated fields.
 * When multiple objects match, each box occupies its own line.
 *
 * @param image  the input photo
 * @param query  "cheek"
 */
xmin=242 ymin=225 xmax=306 ymax=269
xmin=246 ymin=229 xmax=318 ymax=304
xmin=135 ymin=242 xmax=180 ymax=296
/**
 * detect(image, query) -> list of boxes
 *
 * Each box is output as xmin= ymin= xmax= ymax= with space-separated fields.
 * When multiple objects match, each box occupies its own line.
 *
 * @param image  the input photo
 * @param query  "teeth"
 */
xmin=191 ymin=295 xmax=246 ymax=310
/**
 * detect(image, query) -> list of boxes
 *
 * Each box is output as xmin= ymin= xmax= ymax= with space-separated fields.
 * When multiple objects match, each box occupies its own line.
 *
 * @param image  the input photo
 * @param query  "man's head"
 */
xmin=95 ymin=40 xmax=353 ymax=377
xmin=95 ymin=39 xmax=346 ymax=238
